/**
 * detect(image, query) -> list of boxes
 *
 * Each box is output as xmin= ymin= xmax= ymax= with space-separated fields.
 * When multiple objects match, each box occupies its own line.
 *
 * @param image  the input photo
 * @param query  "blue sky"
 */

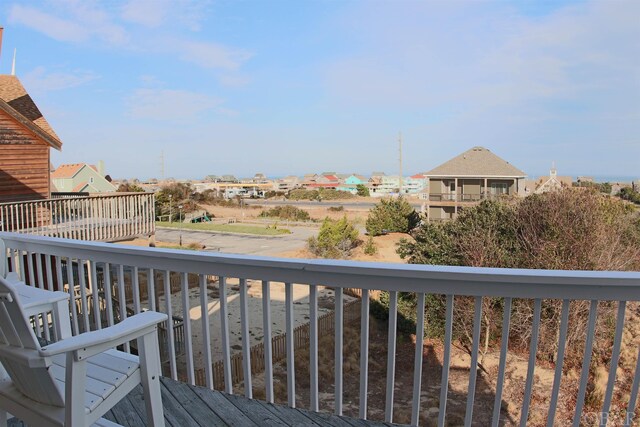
xmin=1 ymin=0 xmax=638 ymax=180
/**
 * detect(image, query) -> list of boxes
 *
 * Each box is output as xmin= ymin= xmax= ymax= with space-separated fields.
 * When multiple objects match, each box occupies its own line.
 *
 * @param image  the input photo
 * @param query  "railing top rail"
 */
xmin=0 ymin=192 xmax=153 ymax=206
xmin=1 ymin=232 xmax=639 ymax=300
xmin=0 ymin=193 xmax=153 ymax=206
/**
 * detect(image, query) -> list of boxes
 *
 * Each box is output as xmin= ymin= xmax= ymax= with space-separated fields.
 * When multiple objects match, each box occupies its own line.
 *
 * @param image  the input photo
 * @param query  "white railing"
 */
xmin=0 ymin=193 xmax=155 ymax=241
xmin=1 ymin=232 xmax=639 ymax=426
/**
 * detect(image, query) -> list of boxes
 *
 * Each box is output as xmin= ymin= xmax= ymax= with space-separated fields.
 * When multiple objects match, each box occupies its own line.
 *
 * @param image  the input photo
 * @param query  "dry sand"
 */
xmin=153 ymin=278 xmax=355 ymax=370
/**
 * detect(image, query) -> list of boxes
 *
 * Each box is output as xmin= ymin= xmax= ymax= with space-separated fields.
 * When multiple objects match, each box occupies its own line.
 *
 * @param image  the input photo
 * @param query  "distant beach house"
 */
xmin=52 ymin=161 xmax=116 ymax=193
xmin=337 ymin=174 xmax=367 ymax=194
xmin=307 ymin=174 xmax=340 ymax=189
xmin=274 ymin=175 xmax=301 ymax=192
xmin=0 ymin=73 xmax=63 ymax=202
xmin=424 ymin=146 xmax=526 ymax=221
xmin=524 ymin=165 xmax=572 ymax=195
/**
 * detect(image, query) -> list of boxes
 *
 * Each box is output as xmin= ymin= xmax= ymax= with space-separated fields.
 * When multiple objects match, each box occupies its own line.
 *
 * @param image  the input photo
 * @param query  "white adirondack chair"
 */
xmin=0 ymin=274 xmax=168 ymax=426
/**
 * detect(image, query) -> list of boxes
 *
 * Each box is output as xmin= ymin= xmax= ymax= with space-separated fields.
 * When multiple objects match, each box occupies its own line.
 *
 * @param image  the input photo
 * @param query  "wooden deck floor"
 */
xmin=105 ymin=378 xmax=390 ymax=427
xmin=107 ymin=377 xmax=400 ymax=427
xmin=9 ymin=377 xmax=399 ymax=427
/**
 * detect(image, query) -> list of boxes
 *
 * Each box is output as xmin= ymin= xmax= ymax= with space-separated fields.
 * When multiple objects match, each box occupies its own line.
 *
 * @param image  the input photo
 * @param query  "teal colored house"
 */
xmin=338 ymin=174 xmax=367 ymax=194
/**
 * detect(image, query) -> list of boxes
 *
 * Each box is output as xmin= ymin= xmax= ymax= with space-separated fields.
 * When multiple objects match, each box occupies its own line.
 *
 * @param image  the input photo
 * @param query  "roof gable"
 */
xmin=52 ymin=163 xmax=86 ymax=179
xmin=424 ymin=146 xmax=526 ymax=177
xmin=0 ymin=75 xmax=62 ymax=150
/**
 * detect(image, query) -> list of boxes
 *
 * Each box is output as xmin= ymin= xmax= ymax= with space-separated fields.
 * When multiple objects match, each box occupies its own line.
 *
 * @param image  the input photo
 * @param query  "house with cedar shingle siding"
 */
xmin=424 ymin=146 xmax=526 ymax=221
xmin=0 ymin=74 xmax=62 ymax=203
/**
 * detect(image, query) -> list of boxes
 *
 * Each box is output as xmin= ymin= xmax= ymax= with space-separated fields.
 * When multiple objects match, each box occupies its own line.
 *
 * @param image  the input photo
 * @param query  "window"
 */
xmin=449 ymin=182 xmax=455 ymax=192
xmin=491 ymin=183 xmax=508 ymax=194
xmin=90 ymin=177 xmax=94 ymax=183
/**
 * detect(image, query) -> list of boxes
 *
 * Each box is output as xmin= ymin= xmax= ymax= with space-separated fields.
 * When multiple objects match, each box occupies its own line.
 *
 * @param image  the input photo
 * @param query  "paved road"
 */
xmin=155 ymin=226 xmax=317 ymax=256
xmin=245 ymin=199 xmax=425 ymax=209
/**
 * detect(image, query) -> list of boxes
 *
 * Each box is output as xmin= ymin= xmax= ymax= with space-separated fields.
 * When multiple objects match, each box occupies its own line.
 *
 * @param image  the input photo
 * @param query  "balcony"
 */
xmin=1 ymin=231 xmax=639 ymax=426
xmin=428 ymin=193 xmax=514 ymax=204
xmin=0 ymin=193 xmax=155 ymax=241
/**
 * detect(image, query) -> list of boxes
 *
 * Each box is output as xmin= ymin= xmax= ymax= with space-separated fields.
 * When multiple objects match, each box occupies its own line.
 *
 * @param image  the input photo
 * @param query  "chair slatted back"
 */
xmin=0 ymin=276 xmax=64 ymax=407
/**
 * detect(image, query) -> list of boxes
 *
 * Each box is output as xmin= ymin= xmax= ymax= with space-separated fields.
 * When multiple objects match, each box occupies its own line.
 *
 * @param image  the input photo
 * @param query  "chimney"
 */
xmin=97 ymin=160 xmax=105 ymax=176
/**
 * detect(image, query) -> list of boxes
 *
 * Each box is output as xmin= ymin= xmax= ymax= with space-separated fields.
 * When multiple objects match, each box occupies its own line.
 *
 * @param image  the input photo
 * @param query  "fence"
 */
xmin=196 ymin=298 xmax=362 ymax=389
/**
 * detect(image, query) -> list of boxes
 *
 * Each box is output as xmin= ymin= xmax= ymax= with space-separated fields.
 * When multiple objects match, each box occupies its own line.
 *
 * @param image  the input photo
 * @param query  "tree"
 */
xmin=365 ymin=197 xmax=420 ymax=236
xmin=155 ymin=183 xmax=195 ymax=221
xmin=618 ymin=187 xmax=640 ymax=205
xmin=117 ymin=183 xmax=145 ymax=193
xmin=396 ymin=189 xmax=640 ymax=370
xmin=307 ymin=216 xmax=360 ymax=259
xmin=356 ymin=184 xmax=370 ymax=197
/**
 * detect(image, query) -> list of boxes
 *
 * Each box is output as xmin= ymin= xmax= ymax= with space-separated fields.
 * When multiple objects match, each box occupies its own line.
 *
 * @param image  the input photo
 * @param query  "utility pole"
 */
xmin=160 ymin=151 xmax=165 ymax=181
xmin=398 ymin=132 xmax=403 ymax=196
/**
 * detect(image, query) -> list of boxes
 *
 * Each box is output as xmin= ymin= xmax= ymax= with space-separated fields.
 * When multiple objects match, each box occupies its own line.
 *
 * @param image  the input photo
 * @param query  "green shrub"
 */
xmin=259 ymin=205 xmax=310 ymax=221
xmin=356 ymin=184 xmax=370 ymax=197
xmin=288 ymin=188 xmax=356 ymax=201
xmin=363 ymin=236 xmax=377 ymax=255
xmin=395 ymin=189 xmax=640 ymax=368
xmin=618 ymin=187 xmax=640 ymax=205
xmin=328 ymin=206 xmax=345 ymax=212
xmin=365 ymin=197 xmax=420 ymax=236
xmin=307 ymin=216 xmax=359 ymax=259
xmin=117 ymin=183 xmax=145 ymax=193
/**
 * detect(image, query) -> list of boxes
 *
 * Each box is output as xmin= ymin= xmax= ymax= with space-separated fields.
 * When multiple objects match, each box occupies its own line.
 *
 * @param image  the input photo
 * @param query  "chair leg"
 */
xmin=139 ymin=332 xmax=165 ymax=427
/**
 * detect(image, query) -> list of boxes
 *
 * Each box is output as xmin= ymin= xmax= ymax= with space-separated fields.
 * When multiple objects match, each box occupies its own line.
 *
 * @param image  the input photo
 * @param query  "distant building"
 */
xmin=424 ymin=146 xmax=526 ymax=221
xmin=0 ymin=73 xmax=63 ymax=202
xmin=577 ymin=176 xmax=594 ymax=184
xmin=251 ymin=173 xmax=268 ymax=183
xmin=524 ymin=165 xmax=572 ymax=194
xmin=274 ymin=175 xmax=301 ymax=192
xmin=337 ymin=174 xmax=367 ymax=194
xmin=220 ymin=175 xmax=238 ymax=183
xmin=404 ymin=174 xmax=429 ymax=195
xmin=308 ymin=174 xmax=340 ymax=189
xmin=52 ymin=161 xmax=116 ymax=193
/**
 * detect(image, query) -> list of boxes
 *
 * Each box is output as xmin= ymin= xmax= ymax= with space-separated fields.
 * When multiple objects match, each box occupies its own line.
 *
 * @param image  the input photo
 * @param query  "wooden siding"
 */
xmin=0 ymin=109 xmax=51 ymax=203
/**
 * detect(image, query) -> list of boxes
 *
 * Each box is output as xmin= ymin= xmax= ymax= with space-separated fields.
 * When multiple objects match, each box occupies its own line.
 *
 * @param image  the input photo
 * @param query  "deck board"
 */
xmin=8 ymin=377 xmax=403 ymax=426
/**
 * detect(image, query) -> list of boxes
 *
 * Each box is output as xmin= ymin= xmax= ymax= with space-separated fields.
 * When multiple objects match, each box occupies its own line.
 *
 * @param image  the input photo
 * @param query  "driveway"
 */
xmin=155 ymin=225 xmax=317 ymax=256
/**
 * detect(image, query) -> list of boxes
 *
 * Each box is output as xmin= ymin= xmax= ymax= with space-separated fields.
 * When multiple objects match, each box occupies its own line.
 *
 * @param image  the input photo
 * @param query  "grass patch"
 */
xmin=156 ymin=221 xmax=291 ymax=236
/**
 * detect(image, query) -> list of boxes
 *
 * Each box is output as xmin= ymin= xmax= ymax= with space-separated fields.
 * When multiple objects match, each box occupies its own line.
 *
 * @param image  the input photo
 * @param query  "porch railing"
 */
xmin=428 ymin=193 xmax=511 ymax=202
xmin=1 ymin=232 xmax=639 ymax=426
xmin=0 ymin=193 xmax=155 ymax=241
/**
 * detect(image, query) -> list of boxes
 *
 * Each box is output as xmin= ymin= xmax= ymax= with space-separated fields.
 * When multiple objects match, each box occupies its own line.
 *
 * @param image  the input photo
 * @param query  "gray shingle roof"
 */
xmin=424 ymin=146 xmax=526 ymax=177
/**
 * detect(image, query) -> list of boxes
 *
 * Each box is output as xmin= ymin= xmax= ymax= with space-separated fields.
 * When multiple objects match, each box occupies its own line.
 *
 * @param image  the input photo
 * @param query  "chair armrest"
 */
xmin=40 ymin=311 xmax=168 ymax=360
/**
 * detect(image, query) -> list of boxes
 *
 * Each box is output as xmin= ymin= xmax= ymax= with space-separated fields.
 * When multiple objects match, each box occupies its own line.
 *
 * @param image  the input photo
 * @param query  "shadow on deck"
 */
xmin=10 ymin=377 xmax=399 ymax=427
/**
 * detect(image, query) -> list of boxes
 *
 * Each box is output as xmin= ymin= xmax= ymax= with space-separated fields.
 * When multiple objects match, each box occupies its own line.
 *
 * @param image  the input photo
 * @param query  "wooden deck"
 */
xmin=8 ymin=377 xmax=398 ymax=427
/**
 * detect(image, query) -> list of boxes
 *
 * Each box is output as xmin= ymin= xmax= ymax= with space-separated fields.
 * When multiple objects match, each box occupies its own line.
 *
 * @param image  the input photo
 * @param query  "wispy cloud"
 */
xmin=9 ymin=2 xmax=129 ymax=46
xmin=171 ymin=38 xmax=252 ymax=71
xmin=22 ymin=66 xmax=100 ymax=94
xmin=325 ymin=1 xmax=640 ymax=113
xmin=126 ymin=88 xmax=223 ymax=121
xmin=120 ymin=0 xmax=210 ymax=31
xmin=8 ymin=1 xmax=249 ymax=74
xmin=8 ymin=5 xmax=90 ymax=43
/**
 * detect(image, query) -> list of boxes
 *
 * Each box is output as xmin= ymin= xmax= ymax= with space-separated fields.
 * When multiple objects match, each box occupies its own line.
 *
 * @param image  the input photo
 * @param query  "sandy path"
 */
xmin=154 ymin=278 xmax=354 ymax=370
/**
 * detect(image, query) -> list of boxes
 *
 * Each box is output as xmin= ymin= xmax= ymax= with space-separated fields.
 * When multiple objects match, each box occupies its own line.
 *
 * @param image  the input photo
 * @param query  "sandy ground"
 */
xmin=120 ymin=206 xmax=408 ymax=374
xmin=152 ymin=278 xmax=355 ymax=369
xmin=200 ymin=202 xmax=371 ymax=226
xmin=276 ymin=232 xmax=409 ymax=263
